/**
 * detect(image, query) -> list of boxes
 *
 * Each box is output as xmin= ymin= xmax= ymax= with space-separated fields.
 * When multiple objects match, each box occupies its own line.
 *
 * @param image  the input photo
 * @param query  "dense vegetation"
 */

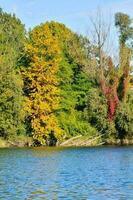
xmin=0 ymin=8 xmax=133 ymax=146
xmin=0 ymin=9 xmax=25 ymax=140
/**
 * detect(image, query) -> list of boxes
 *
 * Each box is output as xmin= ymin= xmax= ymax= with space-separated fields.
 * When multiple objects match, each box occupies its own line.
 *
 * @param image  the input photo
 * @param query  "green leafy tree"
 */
xmin=115 ymin=12 xmax=133 ymax=102
xmin=0 ymin=9 xmax=25 ymax=139
xmin=50 ymin=23 xmax=96 ymax=138
xmin=85 ymin=88 xmax=116 ymax=138
xmin=115 ymin=101 xmax=133 ymax=140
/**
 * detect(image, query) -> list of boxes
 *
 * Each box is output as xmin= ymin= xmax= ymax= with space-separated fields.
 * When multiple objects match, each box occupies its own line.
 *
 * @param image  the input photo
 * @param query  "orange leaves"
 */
xmin=23 ymin=22 xmax=63 ymax=144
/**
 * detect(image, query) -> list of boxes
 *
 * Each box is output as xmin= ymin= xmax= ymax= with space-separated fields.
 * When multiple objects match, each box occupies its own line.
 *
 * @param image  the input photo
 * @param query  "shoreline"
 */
xmin=0 ymin=136 xmax=133 ymax=148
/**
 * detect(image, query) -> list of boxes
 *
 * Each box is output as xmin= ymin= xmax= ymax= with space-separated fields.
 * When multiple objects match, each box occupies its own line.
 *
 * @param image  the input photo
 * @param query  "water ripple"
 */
xmin=0 ymin=146 xmax=133 ymax=199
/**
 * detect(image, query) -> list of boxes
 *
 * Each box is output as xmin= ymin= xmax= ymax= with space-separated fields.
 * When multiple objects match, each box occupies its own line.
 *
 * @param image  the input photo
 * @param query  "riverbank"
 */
xmin=0 ymin=136 xmax=33 ymax=148
xmin=60 ymin=135 xmax=104 ymax=147
xmin=59 ymin=135 xmax=133 ymax=147
xmin=0 ymin=135 xmax=133 ymax=148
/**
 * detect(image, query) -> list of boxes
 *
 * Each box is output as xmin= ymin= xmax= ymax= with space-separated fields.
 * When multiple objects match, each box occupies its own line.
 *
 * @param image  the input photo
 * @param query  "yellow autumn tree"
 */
xmin=23 ymin=22 xmax=62 ymax=145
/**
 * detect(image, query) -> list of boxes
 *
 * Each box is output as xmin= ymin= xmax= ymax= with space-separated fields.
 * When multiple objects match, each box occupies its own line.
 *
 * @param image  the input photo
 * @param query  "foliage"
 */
xmin=115 ymin=12 xmax=133 ymax=44
xmin=1 ymin=8 xmax=133 ymax=145
xmin=115 ymin=100 xmax=133 ymax=139
xmin=115 ymin=12 xmax=133 ymax=103
xmin=50 ymin=23 xmax=96 ymax=138
xmin=23 ymin=22 xmax=63 ymax=145
xmin=0 ymin=9 xmax=25 ymax=68
xmin=0 ymin=9 xmax=25 ymax=139
xmin=85 ymin=88 xmax=116 ymax=137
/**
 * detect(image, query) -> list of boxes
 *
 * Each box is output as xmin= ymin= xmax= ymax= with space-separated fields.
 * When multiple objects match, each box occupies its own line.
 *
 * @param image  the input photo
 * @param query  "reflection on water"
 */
xmin=0 ymin=146 xmax=133 ymax=199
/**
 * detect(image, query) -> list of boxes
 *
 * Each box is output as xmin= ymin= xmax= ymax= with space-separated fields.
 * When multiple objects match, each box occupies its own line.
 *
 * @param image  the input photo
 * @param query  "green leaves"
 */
xmin=115 ymin=12 xmax=133 ymax=44
xmin=1 ymin=8 xmax=133 ymax=145
xmin=0 ymin=10 xmax=25 ymax=139
xmin=115 ymin=101 xmax=133 ymax=139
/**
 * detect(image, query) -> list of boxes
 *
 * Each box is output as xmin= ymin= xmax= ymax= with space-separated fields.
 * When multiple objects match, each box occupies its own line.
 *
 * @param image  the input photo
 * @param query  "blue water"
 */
xmin=0 ymin=146 xmax=133 ymax=200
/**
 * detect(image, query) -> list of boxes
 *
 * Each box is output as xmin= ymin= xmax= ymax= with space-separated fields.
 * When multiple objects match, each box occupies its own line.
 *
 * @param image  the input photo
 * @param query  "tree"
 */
xmin=85 ymin=88 xmax=116 ymax=138
xmin=85 ymin=11 xmax=133 ymax=141
xmin=115 ymin=102 xmax=133 ymax=141
xmin=51 ymin=23 xmax=96 ymax=138
xmin=0 ymin=9 xmax=25 ymax=139
xmin=0 ymin=58 xmax=25 ymax=139
xmin=0 ymin=9 xmax=25 ymax=68
xmin=115 ymin=12 xmax=133 ymax=44
xmin=89 ymin=9 xmax=119 ymax=120
xmin=115 ymin=12 xmax=133 ymax=102
xmin=23 ymin=22 xmax=62 ymax=145
xmin=88 ymin=11 xmax=133 ymax=121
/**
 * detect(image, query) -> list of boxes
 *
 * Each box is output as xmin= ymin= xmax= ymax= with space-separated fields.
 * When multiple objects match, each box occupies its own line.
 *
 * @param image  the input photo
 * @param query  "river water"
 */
xmin=0 ymin=146 xmax=133 ymax=199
